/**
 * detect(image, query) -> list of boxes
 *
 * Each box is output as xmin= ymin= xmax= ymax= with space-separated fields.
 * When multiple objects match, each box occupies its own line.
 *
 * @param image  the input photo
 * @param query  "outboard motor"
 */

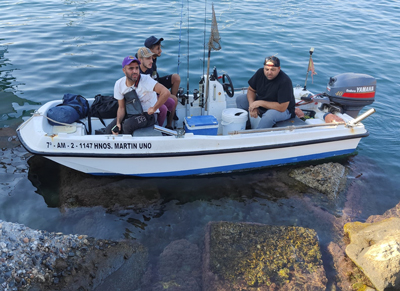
xmin=325 ymin=73 xmax=376 ymax=118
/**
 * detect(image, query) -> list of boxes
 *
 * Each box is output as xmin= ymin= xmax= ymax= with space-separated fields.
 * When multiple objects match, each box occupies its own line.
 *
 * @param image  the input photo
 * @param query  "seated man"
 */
xmin=236 ymin=56 xmax=295 ymax=129
xmin=137 ymin=46 xmax=176 ymax=129
xmin=105 ymin=56 xmax=169 ymax=135
xmin=145 ymin=36 xmax=180 ymax=125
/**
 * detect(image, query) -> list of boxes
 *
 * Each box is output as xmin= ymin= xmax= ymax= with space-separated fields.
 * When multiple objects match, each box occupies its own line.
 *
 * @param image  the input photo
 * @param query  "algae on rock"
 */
xmin=205 ymin=221 xmax=327 ymax=290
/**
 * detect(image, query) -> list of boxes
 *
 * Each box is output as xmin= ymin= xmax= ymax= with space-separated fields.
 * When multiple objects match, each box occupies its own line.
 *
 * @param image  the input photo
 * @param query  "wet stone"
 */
xmin=203 ymin=221 xmax=327 ymax=290
xmin=289 ymin=162 xmax=347 ymax=199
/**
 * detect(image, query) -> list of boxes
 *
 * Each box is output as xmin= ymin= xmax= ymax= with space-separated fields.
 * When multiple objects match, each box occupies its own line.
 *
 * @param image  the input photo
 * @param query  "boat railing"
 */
xmin=231 ymin=108 xmax=375 ymax=135
xmin=154 ymin=125 xmax=185 ymax=137
xmin=230 ymin=122 xmax=347 ymax=135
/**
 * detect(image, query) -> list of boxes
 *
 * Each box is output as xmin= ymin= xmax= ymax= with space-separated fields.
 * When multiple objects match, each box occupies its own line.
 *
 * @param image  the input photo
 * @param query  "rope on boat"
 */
xmin=17 ymin=111 xmax=77 ymax=132
xmin=16 ymin=111 xmax=41 ymax=131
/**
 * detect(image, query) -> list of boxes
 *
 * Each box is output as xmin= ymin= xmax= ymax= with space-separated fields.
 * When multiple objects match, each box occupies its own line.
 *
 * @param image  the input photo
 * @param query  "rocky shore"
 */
xmin=1 ymin=151 xmax=399 ymax=290
xmin=0 ymin=220 xmax=147 ymax=291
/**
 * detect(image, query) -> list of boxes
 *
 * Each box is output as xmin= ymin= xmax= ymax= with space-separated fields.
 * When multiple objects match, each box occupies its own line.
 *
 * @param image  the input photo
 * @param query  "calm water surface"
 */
xmin=1 ymin=0 xmax=400 ymax=287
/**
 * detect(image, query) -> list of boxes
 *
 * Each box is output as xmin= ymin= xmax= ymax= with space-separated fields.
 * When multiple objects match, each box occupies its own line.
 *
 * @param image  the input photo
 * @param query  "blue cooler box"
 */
xmin=184 ymin=115 xmax=219 ymax=135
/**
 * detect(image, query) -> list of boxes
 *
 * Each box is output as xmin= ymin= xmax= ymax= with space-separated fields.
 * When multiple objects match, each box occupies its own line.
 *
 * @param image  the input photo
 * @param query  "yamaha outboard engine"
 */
xmin=325 ymin=73 xmax=376 ymax=118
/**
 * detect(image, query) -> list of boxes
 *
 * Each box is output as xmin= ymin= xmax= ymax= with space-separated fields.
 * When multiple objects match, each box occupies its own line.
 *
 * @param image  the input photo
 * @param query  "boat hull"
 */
xmin=45 ymin=139 xmax=360 ymax=177
xmin=18 ymin=112 xmax=367 ymax=176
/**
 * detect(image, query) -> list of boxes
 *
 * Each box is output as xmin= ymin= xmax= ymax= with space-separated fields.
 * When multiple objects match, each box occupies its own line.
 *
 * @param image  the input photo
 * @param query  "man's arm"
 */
xmin=247 ymin=86 xmax=258 ymax=118
xmin=247 ymin=86 xmax=257 ymax=104
xmin=247 ymin=85 xmax=289 ymax=115
xmin=147 ymin=83 xmax=170 ymax=115
xmin=249 ymin=99 xmax=289 ymax=112
xmin=114 ymin=99 xmax=126 ymax=135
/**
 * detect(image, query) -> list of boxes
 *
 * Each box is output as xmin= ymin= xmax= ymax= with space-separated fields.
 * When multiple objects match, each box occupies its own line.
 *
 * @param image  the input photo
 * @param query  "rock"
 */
xmin=289 ymin=162 xmax=347 ymax=199
xmin=366 ymin=200 xmax=400 ymax=223
xmin=327 ymin=241 xmax=373 ymax=291
xmin=27 ymin=155 xmax=162 ymax=210
xmin=0 ymin=220 xmax=148 ymax=291
xmin=93 ymin=242 xmax=148 ymax=291
xmin=344 ymin=217 xmax=400 ymax=291
xmin=203 ymin=221 xmax=327 ymax=290
xmin=57 ymin=165 xmax=162 ymax=209
xmin=141 ymin=239 xmax=202 ymax=291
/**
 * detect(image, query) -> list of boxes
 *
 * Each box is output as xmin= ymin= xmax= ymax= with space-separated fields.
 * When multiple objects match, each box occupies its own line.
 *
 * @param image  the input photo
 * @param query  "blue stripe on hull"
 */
xmin=89 ymin=148 xmax=355 ymax=177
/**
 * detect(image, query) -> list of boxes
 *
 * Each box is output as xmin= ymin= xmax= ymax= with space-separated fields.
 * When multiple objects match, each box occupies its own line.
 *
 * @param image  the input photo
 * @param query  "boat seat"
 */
xmin=52 ymin=123 xmax=77 ymax=134
xmin=52 ymin=122 xmax=86 ymax=135
xmin=274 ymin=117 xmax=306 ymax=128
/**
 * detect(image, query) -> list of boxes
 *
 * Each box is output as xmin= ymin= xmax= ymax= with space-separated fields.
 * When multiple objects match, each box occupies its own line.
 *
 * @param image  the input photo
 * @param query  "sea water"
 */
xmin=1 ymin=0 xmax=399 ymax=287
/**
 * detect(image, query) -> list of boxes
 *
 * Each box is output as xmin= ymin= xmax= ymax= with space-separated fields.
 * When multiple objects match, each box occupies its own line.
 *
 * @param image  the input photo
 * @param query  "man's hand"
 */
xmin=112 ymin=124 xmax=121 ymax=135
xmin=324 ymin=113 xmax=344 ymax=123
xmin=147 ymin=107 xmax=156 ymax=115
xmin=249 ymin=100 xmax=260 ymax=111
xmin=249 ymin=101 xmax=260 ymax=118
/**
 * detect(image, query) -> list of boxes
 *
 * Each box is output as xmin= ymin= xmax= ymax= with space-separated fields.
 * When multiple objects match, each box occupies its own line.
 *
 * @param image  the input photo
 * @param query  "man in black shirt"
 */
xmin=236 ymin=56 xmax=295 ymax=129
xmin=144 ymin=36 xmax=181 ymax=96
xmin=144 ymin=36 xmax=180 ymax=126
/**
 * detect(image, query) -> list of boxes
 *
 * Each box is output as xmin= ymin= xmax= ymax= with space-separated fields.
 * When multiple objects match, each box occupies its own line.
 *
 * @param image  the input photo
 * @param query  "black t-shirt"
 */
xmin=135 ymin=53 xmax=159 ymax=80
xmin=150 ymin=57 xmax=160 ymax=80
xmin=138 ymin=61 xmax=158 ymax=80
xmin=248 ymin=68 xmax=295 ymax=116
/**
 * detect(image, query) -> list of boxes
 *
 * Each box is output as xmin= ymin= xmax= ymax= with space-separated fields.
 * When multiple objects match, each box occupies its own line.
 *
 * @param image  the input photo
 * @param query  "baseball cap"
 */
xmin=122 ymin=56 xmax=141 ymax=68
xmin=144 ymin=36 xmax=164 ymax=48
xmin=264 ymin=56 xmax=280 ymax=67
xmin=137 ymin=47 xmax=155 ymax=58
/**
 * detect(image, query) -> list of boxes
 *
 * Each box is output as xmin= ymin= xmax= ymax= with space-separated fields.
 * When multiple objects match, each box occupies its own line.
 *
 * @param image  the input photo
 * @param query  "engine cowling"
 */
xmin=326 ymin=73 xmax=376 ymax=118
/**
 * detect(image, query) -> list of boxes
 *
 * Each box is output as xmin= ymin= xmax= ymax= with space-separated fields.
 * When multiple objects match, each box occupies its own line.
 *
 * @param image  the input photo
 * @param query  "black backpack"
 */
xmin=90 ymin=94 xmax=119 ymax=126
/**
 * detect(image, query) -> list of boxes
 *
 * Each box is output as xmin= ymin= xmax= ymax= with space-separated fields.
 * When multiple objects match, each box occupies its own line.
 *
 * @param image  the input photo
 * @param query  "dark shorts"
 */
xmin=104 ymin=113 xmax=156 ymax=135
xmin=158 ymin=75 xmax=173 ymax=89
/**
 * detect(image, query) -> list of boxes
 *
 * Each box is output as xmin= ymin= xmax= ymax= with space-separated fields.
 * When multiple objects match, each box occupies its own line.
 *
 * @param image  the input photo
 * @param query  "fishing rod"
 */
xmin=177 ymin=0 xmax=184 ymax=75
xmin=186 ymin=0 xmax=190 ymax=97
xmin=203 ymin=0 xmax=207 ymax=77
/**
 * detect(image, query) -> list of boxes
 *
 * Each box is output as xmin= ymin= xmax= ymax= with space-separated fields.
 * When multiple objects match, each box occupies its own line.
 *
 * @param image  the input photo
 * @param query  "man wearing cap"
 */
xmin=105 ymin=55 xmax=170 ymax=135
xmin=236 ymin=56 xmax=295 ymax=129
xmin=137 ymin=46 xmax=177 ymax=129
xmin=144 ymin=36 xmax=181 ymax=97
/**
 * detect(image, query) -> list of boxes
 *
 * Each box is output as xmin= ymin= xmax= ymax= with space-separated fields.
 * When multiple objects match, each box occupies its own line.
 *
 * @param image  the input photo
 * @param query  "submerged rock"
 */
xmin=142 ymin=239 xmax=202 ymax=291
xmin=203 ymin=221 xmax=327 ymax=290
xmin=58 ymin=165 xmax=161 ymax=210
xmin=328 ymin=241 xmax=374 ymax=291
xmin=289 ymin=162 xmax=347 ymax=199
xmin=344 ymin=218 xmax=400 ymax=291
xmin=366 ymin=200 xmax=400 ymax=224
xmin=0 ymin=220 xmax=148 ymax=291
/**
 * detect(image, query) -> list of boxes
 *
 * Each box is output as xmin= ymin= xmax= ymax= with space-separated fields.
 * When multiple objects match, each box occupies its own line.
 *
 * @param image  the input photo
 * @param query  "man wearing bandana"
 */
xmin=236 ymin=56 xmax=296 ymax=129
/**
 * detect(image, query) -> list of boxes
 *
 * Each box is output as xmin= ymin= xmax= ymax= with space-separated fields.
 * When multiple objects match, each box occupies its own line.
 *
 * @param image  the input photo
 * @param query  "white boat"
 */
xmin=17 ymin=68 xmax=376 ymax=177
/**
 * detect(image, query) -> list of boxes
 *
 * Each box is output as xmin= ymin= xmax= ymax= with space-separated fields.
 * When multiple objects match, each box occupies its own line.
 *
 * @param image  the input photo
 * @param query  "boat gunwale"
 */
xmin=17 ymin=130 xmax=369 ymax=158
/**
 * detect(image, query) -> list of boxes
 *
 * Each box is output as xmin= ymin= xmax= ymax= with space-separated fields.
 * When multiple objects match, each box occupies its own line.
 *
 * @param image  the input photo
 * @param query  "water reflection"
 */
xmin=27 ymin=155 xmax=62 ymax=208
xmin=25 ymin=154 xmax=352 ymax=244
xmin=63 ymin=0 xmax=94 ymax=26
xmin=22 ymin=152 xmax=396 ymax=250
xmin=19 ymin=151 xmax=393 ymax=290
xmin=27 ymin=154 xmax=314 ymax=209
xmin=0 ymin=47 xmax=17 ymax=91
xmin=0 ymin=46 xmax=40 ymax=128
